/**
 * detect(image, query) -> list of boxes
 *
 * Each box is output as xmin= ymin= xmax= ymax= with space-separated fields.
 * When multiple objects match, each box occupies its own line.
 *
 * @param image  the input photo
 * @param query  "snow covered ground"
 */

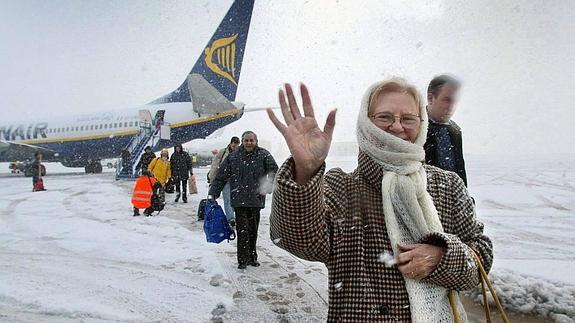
xmin=0 ymin=156 xmax=574 ymax=322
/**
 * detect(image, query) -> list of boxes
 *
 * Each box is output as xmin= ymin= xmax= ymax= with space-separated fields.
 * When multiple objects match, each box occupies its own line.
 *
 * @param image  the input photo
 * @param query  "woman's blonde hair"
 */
xmin=367 ymin=78 xmax=423 ymax=115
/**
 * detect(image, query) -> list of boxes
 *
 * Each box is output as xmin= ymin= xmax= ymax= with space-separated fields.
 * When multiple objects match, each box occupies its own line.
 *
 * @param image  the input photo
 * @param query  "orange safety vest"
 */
xmin=131 ymin=176 xmax=157 ymax=208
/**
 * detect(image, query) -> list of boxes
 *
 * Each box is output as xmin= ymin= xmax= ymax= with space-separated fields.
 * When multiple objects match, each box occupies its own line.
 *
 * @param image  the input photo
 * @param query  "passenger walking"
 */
xmin=208 ymin=131 xmax=278 ymax=269
xmin=424 ymin=75 xmax=468 ymax=186
xmin=208 ymin=136 xmax=240 ymax=225
xmin=170 ymin=144 xmax=193 ymax=203
xmin=148 ymin=149 xmax=171 ymax=204
xmin=121 ymin=149 xmax=131 ymax=175
xmin=267 ymin=81 xmax=492 ymax=322
xmin=135 ymin=146 xmax=156 ymax=175
xmin=29 ymin=151 xmax=46 ymax=191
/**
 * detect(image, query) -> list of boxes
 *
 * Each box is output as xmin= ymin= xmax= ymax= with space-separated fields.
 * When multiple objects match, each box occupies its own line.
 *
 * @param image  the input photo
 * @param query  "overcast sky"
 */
xmin=1 ymin=0 xmax=574 ymax=157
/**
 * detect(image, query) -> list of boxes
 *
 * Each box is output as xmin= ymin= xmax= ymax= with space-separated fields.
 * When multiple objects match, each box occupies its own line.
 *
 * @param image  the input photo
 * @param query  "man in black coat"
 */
xmin=136 ymin=146 xmax=156 ymax=175
xmin=424 ymin=75 xmax=468 ymax=186
xmin=170 ymin=144 xmax=193 ymax=203
xmin=209 ymin=131 xmax=279 ymax=269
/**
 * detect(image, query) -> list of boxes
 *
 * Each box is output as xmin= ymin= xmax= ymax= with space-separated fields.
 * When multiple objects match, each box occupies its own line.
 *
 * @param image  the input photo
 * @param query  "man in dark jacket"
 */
xmin=424 ymin=75 xmax=468 ymax=186
xmin=170 ymin=144 xmax=193 ymax=203
xmin=120 ymin=149 xmax=131 ymax=175
xmin=136 ymin=146 xmax=156 ymax=175
xmin=209 ymin=131 xmax=279 ymax=269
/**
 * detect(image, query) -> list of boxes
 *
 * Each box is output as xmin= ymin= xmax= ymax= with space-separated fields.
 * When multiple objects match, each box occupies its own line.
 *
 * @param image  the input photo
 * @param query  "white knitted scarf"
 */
xmin=356 ymin=80 xmax=467 ymax=322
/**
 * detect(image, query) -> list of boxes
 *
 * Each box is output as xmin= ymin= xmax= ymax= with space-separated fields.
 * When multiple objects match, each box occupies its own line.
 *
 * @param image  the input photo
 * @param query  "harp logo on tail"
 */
xmin=204 ymin=34 xmax=239 ymax=86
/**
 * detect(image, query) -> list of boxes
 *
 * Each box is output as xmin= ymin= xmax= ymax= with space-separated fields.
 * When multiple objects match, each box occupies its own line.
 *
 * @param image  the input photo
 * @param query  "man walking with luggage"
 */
xmin=208 ymin=131 xmax=278 ymax=269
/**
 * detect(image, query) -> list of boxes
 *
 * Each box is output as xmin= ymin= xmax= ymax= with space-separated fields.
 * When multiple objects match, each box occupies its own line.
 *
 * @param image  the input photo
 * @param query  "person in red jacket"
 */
xmin=131 ymin=170 xmax=160 ymax=216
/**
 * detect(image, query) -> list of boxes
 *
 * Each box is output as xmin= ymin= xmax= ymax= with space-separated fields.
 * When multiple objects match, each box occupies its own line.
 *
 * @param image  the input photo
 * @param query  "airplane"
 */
xmin=0 ymin=0 xmax=255 ymax=176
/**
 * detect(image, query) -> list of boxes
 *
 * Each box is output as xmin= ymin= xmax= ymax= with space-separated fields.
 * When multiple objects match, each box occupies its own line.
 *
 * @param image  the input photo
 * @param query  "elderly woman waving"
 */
xmin=267 ymin=79 xmax=492 ymax=322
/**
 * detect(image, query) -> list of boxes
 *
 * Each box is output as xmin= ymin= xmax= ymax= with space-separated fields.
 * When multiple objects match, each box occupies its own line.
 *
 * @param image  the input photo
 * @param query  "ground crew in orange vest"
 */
xmin=131 ymin=170 xmax=160 ymax=216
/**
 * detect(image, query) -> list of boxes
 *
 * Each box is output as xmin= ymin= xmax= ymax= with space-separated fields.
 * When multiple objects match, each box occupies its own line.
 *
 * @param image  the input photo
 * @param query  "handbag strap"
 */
xmin=469 ymin=247 xmax=510 ymax=323
xmin=448 ymin=290 xmax=462 ymax=323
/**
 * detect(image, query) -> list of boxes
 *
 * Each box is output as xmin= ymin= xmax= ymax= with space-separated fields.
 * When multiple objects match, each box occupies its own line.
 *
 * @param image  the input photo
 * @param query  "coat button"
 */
xmin=378 ymin=304 xmax=389 ymax=315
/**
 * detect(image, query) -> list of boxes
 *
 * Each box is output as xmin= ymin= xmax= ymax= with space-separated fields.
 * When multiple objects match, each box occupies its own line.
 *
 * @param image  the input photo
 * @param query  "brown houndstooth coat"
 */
xmin=270 ymin=153 xmax=493 ymax=322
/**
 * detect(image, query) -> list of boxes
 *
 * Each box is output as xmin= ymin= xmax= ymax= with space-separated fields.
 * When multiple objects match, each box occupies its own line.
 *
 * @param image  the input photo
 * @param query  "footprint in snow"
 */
xmin=210 ymin=274 xmax=228 ymax=287
xmin=233 ymin=290 xmax=245 ymax=299
xmin=284 ymin=273 xmax=301 ymax=284
xmin=210 ymin=303 xmax=226 ymax=322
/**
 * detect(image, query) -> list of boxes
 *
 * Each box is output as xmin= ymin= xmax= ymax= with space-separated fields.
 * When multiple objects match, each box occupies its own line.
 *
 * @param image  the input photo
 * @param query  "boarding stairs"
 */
xmin=115 ymin=110 xmax=168 ymax=180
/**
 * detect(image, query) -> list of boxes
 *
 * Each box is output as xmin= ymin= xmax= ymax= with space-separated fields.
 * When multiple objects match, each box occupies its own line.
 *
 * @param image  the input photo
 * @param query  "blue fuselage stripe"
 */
xmin=32 ymin=113 xmax=239 ymax=160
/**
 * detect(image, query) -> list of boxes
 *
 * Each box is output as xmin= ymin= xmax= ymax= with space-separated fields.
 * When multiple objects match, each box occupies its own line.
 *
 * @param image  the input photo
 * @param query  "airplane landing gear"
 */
xmin=84 ymin=160 xmax=103 ymax=174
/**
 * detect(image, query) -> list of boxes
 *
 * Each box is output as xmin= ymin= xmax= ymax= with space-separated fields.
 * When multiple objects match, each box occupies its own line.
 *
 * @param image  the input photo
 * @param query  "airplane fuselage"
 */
xmin=0 ymin=102 xmax=242 ymax=164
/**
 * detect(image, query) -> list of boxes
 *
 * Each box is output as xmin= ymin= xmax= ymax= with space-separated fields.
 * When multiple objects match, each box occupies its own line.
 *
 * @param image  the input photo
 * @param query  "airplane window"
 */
xmin=75 ymin=126 xmax=79 ymax=131
xmin=100 ymin=125 xmax=103 ymax=129
xmin=109 ymin=123 xmax=113 ymax=128
xmin=104 ymin=124 xmax=108 ymax=129
xmin=114 ymin=123 xmax=117 ymax=128
xmin=80 ymin=126 xmax=84 ymax=131
xmin=129 ymin=121 xmax=133 ymax=127
xmin=66 ymin=127 xmax=69 ymax=132
xmin=124 ymin=122 xmax=128 ymax=127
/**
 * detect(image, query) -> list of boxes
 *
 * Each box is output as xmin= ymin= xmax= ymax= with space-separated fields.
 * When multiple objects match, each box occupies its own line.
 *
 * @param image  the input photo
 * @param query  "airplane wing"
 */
xmin=243 ymin=107 xmax=280 ymax=112
xmin=0 ymin=140 xmax=57 ymax=161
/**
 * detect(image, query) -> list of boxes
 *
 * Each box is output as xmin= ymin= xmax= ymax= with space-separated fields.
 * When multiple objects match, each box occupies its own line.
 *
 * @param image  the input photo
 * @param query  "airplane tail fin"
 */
xmin=151 ymin=0 xmax=255 ymax=104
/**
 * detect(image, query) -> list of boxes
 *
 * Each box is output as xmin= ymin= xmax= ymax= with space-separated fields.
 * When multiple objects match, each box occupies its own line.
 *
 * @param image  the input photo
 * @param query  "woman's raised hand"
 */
xmin=267 ymin=83 xmax=336 ymax=185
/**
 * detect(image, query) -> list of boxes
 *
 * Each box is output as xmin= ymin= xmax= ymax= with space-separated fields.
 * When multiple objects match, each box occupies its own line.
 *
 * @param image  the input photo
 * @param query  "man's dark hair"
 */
xmin=427 ymin=74 xmax=461 ymax=97
xmin=241 ymin=131 xmax=257 ymax=140
xmin=230 ymin=136 xmax=240 ymax=144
